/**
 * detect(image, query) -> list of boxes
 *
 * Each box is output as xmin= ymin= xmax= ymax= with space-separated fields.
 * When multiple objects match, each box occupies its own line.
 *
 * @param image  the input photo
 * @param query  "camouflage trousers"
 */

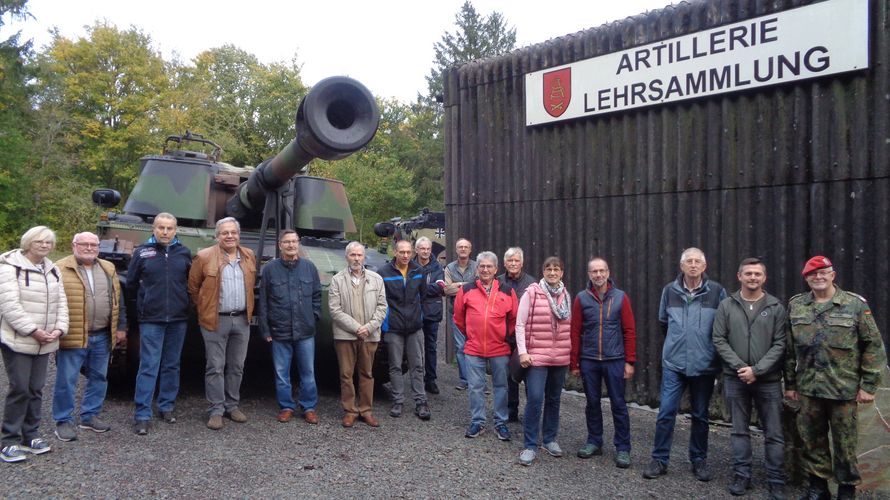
xmin=797 ymin=395 xmax=860 ymax=486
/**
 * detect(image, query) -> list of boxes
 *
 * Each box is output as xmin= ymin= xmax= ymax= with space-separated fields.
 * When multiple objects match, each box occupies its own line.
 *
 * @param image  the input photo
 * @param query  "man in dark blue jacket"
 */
xmin=379 ymin=240 xmax=431 ymax=421
xmin=259 ymin=230 xmax=322 ymax=425
xmin=127 ymin=213 xmax=192 ymax=436
xmin=413 ymin=237 xmax=444 ymax=395
xmin=643 ymin=247 xmax=726 ymax=482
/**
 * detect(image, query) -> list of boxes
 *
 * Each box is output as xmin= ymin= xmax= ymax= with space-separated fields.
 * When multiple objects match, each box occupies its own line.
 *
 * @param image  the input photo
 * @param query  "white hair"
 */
xmin=345 ymin=240 xmax=365 ymax=256
xmin=504 ymin=247 xmax=524 ymax=262
xmin=476 ymin=251 xmax=498 ymax=268
xmin=215 ymin=217 xmax=241 ymax=236
xmin=414 ymin=236 xmax=432 ymax=250
xmin=680 ymin=247 xmax=706 ymax=264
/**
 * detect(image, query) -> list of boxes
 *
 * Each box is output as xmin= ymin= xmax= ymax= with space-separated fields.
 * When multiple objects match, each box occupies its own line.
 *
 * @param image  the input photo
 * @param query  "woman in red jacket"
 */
xmin=515 ymin=256 xmax=572 ymax=466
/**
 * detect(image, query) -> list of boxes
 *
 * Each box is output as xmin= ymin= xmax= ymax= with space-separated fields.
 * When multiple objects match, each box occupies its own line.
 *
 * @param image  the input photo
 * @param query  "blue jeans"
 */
xmin=651 ymin=367 xmax=715 ymax=464
xmin=523 ymin=365 xmax=567 ymax=449
xmin=53 ymin=332 xmax=111 ymax=423
xmin=422 ymin=320 xmax=439 ymax=385
xmin=580 ymin=358 xmax=631 ymax=451
xmin=724 ymin=376 xmax=785 ymax=484
xmin=450 ymin=315 xmax=467 ymax=385
xmin=466 ymin=354 xmax=508 ymax=427
xmin=272 ymin=337 xmax=317 ymax=412
xmin=134 ymin=321 xmax=187 ymax=421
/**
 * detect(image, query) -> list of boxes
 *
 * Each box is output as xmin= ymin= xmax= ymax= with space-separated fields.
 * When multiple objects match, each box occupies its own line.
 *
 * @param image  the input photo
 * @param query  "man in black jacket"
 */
xmin=413 ymin=237 xmax=444 ymax=395
xmin=712 ymin=258 xmax=787 ymax=499
xmin=259 ymin=230 xmax=322 ymax=425
xmin=127 ymin=213 xmax=192 ymax=435
xmin=379 ymin=240 xmax=431 ymax=420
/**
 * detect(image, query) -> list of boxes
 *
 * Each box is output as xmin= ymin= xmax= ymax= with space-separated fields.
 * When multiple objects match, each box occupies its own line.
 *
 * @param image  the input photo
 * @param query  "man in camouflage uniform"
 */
xmin=784 ymin=256 xmax=886 ymax=500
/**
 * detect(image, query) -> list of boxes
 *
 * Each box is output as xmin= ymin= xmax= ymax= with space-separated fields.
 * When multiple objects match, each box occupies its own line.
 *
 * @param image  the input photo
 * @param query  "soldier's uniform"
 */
xmin=784 ymin=286 xmax=886 ymax=486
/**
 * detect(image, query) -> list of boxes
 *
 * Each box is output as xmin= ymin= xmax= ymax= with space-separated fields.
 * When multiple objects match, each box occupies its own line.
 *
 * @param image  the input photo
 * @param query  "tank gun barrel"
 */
xmin=226 ymin=76 xmax=379 ymax=219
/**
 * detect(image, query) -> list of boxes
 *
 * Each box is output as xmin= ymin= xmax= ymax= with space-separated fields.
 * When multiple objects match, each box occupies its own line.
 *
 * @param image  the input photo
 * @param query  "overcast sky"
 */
xmin=7 ymin=0 xmax=673 ymax=102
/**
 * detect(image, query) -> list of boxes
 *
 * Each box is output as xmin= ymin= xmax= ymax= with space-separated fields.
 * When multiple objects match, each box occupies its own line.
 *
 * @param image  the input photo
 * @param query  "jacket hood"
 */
xmin=0 ymin=249 xmax=54 ymax=271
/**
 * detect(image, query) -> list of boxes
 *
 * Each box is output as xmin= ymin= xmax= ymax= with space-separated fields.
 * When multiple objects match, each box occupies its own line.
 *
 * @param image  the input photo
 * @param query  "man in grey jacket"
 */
xmin=328 ymin=242 xmax=387 ymax=428
xmin=712 ymin=258 xmax=786 ymax=499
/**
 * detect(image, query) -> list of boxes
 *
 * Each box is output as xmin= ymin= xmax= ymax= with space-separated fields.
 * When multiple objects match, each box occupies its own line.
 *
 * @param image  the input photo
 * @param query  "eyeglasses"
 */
xmin=807 ymin=269 xmax=834 ymax=278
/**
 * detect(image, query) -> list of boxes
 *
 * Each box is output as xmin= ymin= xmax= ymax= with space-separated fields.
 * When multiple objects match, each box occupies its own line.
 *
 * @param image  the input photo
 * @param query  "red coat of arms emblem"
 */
xmin=543 ymin=68 xmax=571 ymax=118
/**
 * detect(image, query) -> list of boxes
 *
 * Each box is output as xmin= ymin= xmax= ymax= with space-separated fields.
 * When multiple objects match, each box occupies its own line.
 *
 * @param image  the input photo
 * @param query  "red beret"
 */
xmin=802 ymin=255 xmax=833 ymax=276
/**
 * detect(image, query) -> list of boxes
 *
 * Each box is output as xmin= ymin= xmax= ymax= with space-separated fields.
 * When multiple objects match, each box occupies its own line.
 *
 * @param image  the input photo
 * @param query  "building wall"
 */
xmin=444 ymin=0 xmax=889 ymax=405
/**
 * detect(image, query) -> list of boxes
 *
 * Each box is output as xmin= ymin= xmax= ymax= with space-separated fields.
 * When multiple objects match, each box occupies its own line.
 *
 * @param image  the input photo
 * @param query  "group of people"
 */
xmin=0 ymin=219 xmax=885 ymax=500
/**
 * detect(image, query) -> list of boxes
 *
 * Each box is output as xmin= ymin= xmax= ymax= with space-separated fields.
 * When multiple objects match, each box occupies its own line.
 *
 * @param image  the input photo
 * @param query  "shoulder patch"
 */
xmin=789 ymin=293 xmax=804 ymax=303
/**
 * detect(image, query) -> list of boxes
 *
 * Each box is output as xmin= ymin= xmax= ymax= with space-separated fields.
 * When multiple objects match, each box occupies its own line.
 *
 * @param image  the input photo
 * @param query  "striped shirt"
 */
xmin=219 ymin=252 xmax=246 ymax=313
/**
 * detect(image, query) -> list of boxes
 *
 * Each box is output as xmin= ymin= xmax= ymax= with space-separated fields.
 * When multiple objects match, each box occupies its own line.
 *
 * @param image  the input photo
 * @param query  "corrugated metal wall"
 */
xmin=443 ymin=0 xmax=889 ymax=405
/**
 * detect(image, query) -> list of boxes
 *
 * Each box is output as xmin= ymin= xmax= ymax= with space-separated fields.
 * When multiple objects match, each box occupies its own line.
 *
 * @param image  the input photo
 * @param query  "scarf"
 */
xmin=539 ymin=279 xmax=570 ymax=320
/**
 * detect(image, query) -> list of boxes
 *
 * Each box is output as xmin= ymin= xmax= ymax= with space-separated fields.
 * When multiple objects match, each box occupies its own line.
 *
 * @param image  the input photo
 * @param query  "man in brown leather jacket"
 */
xmin=188 ymin=217 xmax=256 ymax=430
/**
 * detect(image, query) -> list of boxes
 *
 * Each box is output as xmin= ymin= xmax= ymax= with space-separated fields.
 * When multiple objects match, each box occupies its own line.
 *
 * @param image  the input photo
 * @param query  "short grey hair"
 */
xmin=680 ymin=247 xmax=706 ymax=264
xmin=345 ymin=240 xmax=365 ymax=256
xmin=154 ymin=212 xmax=178 ymax=227
xmin=504 ymin=247 xmax=524 ymax=262
xmin=414 ymin=236 xmax=432 ymax=250
xmin=476 ymin=251 xmax=498 ymax=268
xmin=21 ymin=226 xmax=56 ymax=250
xmin=72 ymin=231 xmax=99 ymax=244
xmin=215 ymin=217 xmax=240 ymax=236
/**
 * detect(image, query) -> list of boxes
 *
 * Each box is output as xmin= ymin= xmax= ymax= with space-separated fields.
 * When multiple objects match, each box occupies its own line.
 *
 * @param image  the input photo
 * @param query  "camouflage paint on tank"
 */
xmin=124 ymin=159 xmax=212 ymax=220
xmin=293 ymin=176 xmax=357 ymax=233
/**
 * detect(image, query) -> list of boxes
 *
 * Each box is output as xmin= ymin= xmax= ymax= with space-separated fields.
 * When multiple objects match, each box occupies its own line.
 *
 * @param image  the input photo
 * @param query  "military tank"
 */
xmin=373 ymin=208 xmax=447 ymax=264
xmin=91 ymin=76 xmax=385 ymax=386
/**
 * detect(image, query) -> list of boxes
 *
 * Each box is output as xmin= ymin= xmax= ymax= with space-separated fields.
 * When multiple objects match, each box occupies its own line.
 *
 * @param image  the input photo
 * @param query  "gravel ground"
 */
xmin=0 ymin=343 xmax=816 ymax=499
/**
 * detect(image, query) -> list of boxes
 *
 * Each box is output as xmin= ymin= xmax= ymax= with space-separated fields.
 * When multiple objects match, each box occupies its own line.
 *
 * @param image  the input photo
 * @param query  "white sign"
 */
xmin=525 ymin=0 xmax=869 ymax=126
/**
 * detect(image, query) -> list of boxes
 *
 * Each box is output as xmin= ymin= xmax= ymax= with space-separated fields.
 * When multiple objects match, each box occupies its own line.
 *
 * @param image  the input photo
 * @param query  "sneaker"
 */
xmin=21 ymin=438 xmax=51 ymax=455
xmin=615 ymin=450 xmax=631 ymax=469
xmin=225 ymin=409 xmax=248 ymax=423
xmin=465 ymin=422 xmax=485 ymax=438
xmin=577 ymin=443 xmax=603 ymax=458
xmin=0 ymin=445 xmax=28 ymax=463
xmin=207 ymin=415 xmax=224 ymax=430
xmin=542 ymin=442 xmax=563 ymax=457
xmin=158 ymin=411 xmax=176 ymax=424
xmin=79 ymin=417 xmax=111 ymax=433
xmin=389 ymin=403 xmax=403 ymax=418
xmin=415 ymin=402 xmax=431 ymax=421
xmin=519 ymin=448 xmax=536 ymax=466
xmin=642 ymin=459 xmax=668 ymax=479
xmin=495 ymin=424 xmax=511 ymax=441
xmin=133 ymin=420 xmax=149 ymax=436
xmin=691 ymin=459 xmax=713 ymax=482
xmin=455 ymin=382 xmax=468 ymax=391
xmin=425 ymin=382 xmax=440 ymax=395
xmin=55 ymin=421 xmax=78 ymax=442
xmin=728 ymin=474 xmax=751 ymax=496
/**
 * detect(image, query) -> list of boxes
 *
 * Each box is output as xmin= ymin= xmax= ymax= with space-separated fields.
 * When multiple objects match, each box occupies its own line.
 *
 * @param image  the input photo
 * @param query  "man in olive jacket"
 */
xmin=712 ymin=258 xmax=786 ymax=498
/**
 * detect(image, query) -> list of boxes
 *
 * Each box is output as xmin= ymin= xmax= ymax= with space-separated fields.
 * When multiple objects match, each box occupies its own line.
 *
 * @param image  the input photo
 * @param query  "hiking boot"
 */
xmin=55 ymin=421 xmax=78 ymax=442
xmin=425 ymin=382 xmax=440 ymax=395
xmin=133 ymin=420 xmax=149 ymax=435
xmin=495 ymin=424 xmax=511 ymax=441
xmin=277 ymin=409 xmax=294 ymax=423
xmin=542 ymin=442 xmax=563 ymax=457
xmin=20 ymin=438 xmax=51 ymax=455
xmin=836 ymin=484 xmax=855 ymax=500
xmin=465 ymin=422 xmax=484 ymax=438
xmin=415 ymin=402 xmax=431 ymax=421
xmin=642 ymin=459 xmax=668 ymax=479
xmin=692 ymin=459 xmax=713 ymax=482
xmin=158 ymin=411 xmax=176 ymax=424
xmin=508 ymin=411 xmax=520 ymax=423
xmin=303 ymin=410 xmax=318 ymax=424
xmin=389 ymin=403 xmax=403 ymax=418
xmin=207 ymin=415 xmax=223 ymax=430
xmin=79 ymin=417 xmax=111 ymax=433
xmin=767 ymin=482 xmax=786 ymax=500
xmin=728 ymin=474 xmax=751 ymax=496
xmin=225 ymin=409 xmax=248 ymax=423
xmin=615 ymin=450 xmax=631 ymax=469
xmin=519 ymin=448 xmax=536 ymax=466
xmin=577 ymin=443 xmax=602 ymax=458
xmin=0 ymin=445 xmax=28 ymax=463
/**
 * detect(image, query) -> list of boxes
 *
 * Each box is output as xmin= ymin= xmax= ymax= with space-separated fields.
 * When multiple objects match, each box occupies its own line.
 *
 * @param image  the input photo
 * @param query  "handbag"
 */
xmin=508 ymin=347 xmax=528 ymax=383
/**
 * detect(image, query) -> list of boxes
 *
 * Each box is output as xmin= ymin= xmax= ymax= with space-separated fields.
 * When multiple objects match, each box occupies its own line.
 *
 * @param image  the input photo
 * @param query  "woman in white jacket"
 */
xmin=0 ymin=226 xmax=68 ymax=463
